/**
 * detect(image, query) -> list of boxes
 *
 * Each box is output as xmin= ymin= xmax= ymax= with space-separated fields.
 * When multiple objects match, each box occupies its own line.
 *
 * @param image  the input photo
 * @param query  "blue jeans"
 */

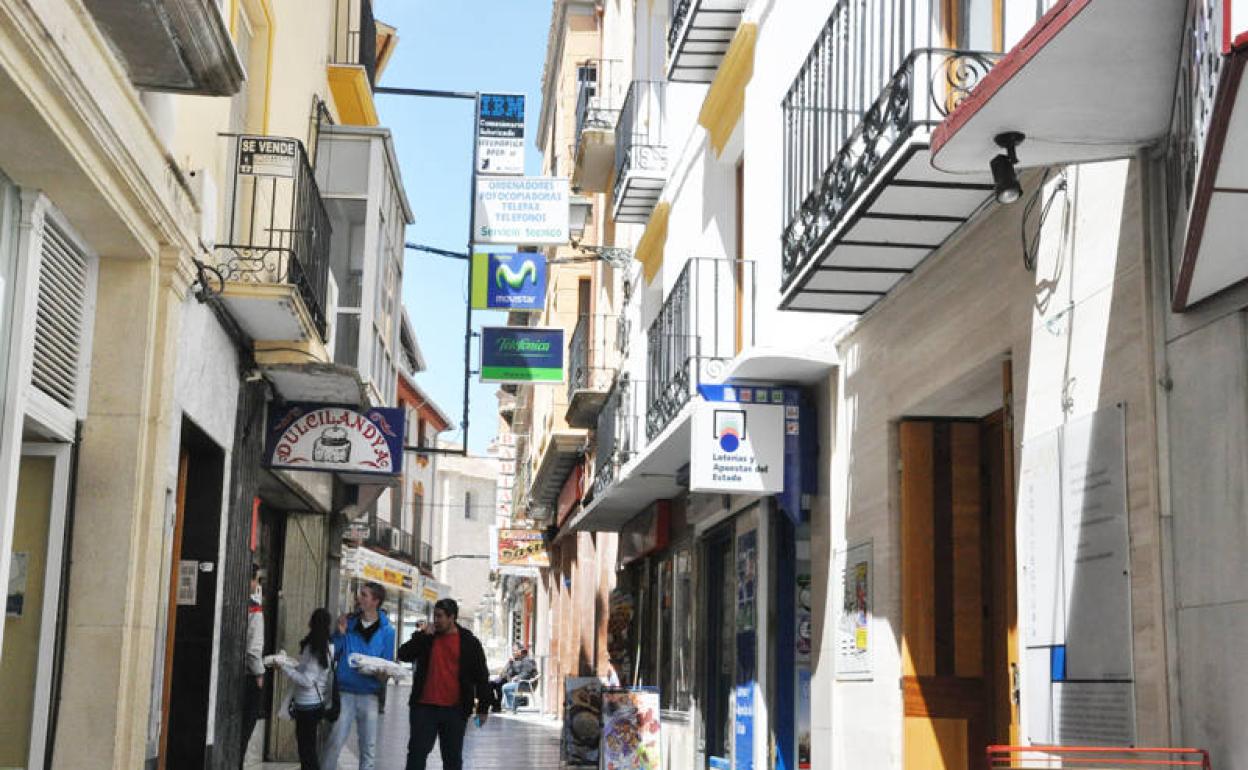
xmin=321 ymin=691 xmax=380 ymax=770
xmin=405 ymin=704 xmax=467 ymax=770
xmin=501 ymin=681 xmax=520 ymax=711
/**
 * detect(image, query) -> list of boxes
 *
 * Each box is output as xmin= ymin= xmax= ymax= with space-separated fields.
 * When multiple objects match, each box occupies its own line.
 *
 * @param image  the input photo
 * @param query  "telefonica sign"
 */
xmin=479 ymin=327 xmax=564 ymax=384
xmin=265 ymin=403 xmax=405 ymax=476
xmin=471 ymin=252 xmax=547 ymax=311
xmin=690 ymin=385 xmax=789 ymax=494
xmin=473 ymin=177 xmax=569 ymax=245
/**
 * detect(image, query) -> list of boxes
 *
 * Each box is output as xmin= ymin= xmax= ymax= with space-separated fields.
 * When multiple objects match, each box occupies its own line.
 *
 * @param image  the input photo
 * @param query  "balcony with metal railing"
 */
xmin=592 ymin=374 xmax=645 ymax=500
xmin=214 ymin=135 xmax=333 ymax=345
xmin=647 ymin=257 xmax=755 ymax=441
xmin=778 ymin=0 xmax=1002 ymax=314
xmin=613 ymin=81 xmax=668 ymax=224
xmin=573 ymin=60 xmax=626 ymax=193
xmin=328 ymin=0 xmax=383 ymax=125
xmin=566 ymin=313 xmax=619 ymax=429
xmin=667 ymin=0 xmax=748 ymax=83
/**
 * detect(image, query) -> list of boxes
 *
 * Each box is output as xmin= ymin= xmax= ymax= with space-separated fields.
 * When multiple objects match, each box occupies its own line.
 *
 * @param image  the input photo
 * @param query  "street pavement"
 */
xmin=257 ymin=683 xmax=563 ymax=769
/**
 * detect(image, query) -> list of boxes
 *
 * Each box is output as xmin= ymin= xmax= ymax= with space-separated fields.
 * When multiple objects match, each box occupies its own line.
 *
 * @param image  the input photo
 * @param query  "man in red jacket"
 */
xmin=398 ymin=598 xmax=492 ymax=770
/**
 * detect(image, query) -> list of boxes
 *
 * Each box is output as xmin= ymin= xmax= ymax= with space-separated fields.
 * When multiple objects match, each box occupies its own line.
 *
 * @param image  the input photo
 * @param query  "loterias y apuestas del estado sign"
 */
xmin=479 ymin=326 xmax=564 ymax=384
xmin=265 ymin=403 xmax=405 ymax=476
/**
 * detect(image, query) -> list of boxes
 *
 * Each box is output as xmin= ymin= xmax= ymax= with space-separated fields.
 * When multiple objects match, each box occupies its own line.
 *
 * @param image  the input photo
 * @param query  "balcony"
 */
xmin=366 ymin=516 xmax=393 ymax=553
xmin=667 ymin=0 xmax=748 ymax=83
xmin=566 ymin=314 xmax=619 ymax=429
xmin=613 ymin=81 xmax=669 ymax=224
xmin=214 ymin=135 xmax=332 ymax=345
xmin=573 ymin=60 xmax=625 ymax=193
xmin=84 ymin=0 xmax=243 ymax=95
xmin=778 ymin=0 xmax=1002 ymax=314
xmin=328 ymin=0 xmax=381 ymax=126
xmin=647 ymin=257 xmax=755 ymax=440
xmin=591 ymin=374 xmax=645 ymax=500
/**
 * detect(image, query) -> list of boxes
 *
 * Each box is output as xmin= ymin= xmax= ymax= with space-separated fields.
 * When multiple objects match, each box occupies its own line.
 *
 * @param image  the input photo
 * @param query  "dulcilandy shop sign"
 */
xmin=471 ymin=252 xmax=547 ymax=311
xmin=479 ymin=326 xmax=564 ymax=384
xmin=265 ymin=404 xmax=405 ymax=476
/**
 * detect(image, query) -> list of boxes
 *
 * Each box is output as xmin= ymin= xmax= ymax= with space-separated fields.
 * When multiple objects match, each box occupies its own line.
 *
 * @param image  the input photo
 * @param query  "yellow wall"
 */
xmin=0 ymin=457 xmax=54 ymax=767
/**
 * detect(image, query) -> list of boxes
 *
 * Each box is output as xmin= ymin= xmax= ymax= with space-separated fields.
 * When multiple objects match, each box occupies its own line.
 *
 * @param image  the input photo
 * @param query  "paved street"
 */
xmin=258 ymin=684 xmax=562 ymax=769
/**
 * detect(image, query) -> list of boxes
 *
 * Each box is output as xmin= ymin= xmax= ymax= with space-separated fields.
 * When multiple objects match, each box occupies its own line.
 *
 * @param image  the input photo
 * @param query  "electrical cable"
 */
xmin=1020 ymin=168 xmax=1069 ymax=273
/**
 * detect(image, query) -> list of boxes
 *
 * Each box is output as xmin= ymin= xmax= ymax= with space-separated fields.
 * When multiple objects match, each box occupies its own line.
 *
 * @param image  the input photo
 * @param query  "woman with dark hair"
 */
xmin=276 ymin=608 xmax=333 ymax=770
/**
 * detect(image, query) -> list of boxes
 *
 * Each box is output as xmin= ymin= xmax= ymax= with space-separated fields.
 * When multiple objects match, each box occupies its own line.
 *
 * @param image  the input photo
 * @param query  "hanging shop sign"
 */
xmin=479 ymin=326 xmax=565 ymax=384
xmin=266 ymin=404 xmax=405 ymax=476
xmin=236 ymin=135 xmax=297 ymax=177
xmin=471 ymin=252 xmax=547 ymax=311
xmin=601 ymin=687 xmax=661 ymax=770
xmin=473 ymin=176 xmax=569 ymax=245
xmin=690 ymin=385 xmax=787 ymax=495
xmin=342 ymin=546 xmax=418 ymax=593
xmin=491 ymin=527 xmax=551 ymax=572
xmin=476 ymin=93 xmax=526 ymax=175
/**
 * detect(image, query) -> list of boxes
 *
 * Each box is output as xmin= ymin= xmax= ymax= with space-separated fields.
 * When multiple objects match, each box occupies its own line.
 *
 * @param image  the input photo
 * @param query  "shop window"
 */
xmin=662 ymin=547 xmax=693 ymax=711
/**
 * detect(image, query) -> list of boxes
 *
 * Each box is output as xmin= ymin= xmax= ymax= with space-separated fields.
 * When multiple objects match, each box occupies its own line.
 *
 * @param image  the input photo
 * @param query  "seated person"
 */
xmin=490 ymin=645 xmax=537 ymax=712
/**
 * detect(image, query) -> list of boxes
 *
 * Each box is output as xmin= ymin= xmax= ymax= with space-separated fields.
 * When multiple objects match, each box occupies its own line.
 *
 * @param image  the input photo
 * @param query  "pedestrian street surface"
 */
xmin=258 ymin=683 xmax=563 ymax=769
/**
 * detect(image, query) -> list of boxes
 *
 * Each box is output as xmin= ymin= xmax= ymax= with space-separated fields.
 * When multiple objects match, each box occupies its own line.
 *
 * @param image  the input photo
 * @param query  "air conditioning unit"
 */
xmin=389 ymin=528 xmax=402 ymax=550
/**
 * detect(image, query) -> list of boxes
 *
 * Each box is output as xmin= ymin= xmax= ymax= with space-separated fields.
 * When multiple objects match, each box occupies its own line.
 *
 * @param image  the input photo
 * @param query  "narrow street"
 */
xmin=259 ymin=684 xmax=562 ymax=770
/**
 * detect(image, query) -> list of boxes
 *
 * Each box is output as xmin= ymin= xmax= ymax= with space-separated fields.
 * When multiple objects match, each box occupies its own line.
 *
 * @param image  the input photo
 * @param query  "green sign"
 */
xmin=479 ymin=327 xmax=565 ymax=383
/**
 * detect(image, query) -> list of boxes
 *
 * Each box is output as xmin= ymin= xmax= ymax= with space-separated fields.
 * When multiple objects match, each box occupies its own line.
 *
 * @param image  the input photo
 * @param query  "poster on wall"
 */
xmin=562 ymin=677 xmax=603 ymax=766
xmin=5 ymin=552 xmax=28 ymax=616
xmin=797 ymin=670 xmax=812 ymax=769
xmin=835 ymin=541 xmax=873 ymax=680
xmin=690 ymin=385 xmax=786 ymax=495
xmin=476 ymin=93 xmax=525 ymax=175
xmin=1019 ymin=404 xmax=1136 ymax=746
xmin=600 ymin=687 xmax=661 ymax=770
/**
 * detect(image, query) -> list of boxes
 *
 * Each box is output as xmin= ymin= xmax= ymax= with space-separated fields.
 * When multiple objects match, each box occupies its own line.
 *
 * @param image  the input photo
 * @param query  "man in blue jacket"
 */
xmin=322 ymin=581 xmax=396 ymax=770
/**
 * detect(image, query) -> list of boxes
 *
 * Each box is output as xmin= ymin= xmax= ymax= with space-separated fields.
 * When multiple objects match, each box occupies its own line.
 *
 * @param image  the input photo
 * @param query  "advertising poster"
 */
xmin=471 ymin=252 xmax=547 ymax=311
xmin=691 ymin=385 xmax=786 ymax=495
xmin=479 ymin=326 xmax=565 ymax=384
xmin=476 ymin=93 xmax=525 ymax=175
xmin=600 ymin=687 xmax=661 ymax=770
xmin=797 ymin=670 xmax=812 ymax=769
xmin=491 ymin=527 xmax=550 ymax=572
xmin=836 ymin=541 xmax=873 ymax=680
xmin=265 ymin=404 xmax=405 ymax=476
xmin=606 ymin=590 xmax=636 ymax=684
xmin=734 ymin=684 xmax=755 ymax=770
xmin=563 ymin=677 xmax=603 ymax=766
xmin=474 ymin=176 xmax=569 ymax=245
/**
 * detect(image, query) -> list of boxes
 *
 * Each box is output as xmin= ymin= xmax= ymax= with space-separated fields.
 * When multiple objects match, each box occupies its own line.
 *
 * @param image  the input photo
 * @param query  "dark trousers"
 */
xmin=240 ymin=679 xmax=262 ymax=767
xmin=406 ymin=704 xmax=468 ymax=770
xmin=489 ymin=679 xmax=504 ymax=711
xmin=293 ymin=707 xmax=322 ymax=770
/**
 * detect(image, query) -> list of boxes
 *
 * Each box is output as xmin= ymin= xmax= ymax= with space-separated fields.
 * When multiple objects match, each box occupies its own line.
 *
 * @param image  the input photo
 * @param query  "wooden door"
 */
xmin=901 ymin=419 xmax=989 ymax=770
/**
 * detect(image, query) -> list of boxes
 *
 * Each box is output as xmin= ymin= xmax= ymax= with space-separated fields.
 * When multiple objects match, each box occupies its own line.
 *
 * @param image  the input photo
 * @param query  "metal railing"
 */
xmin=594 ymin=374 xmax=645 ymax=497
xmin=567 ymin=313 xmax=619 ymax=403
xmin=667 ymin=0 xmax=695 ymax=55
xmin=613 ymin=81 xmax=668 ymax=204
xmin=366 ymin=515 xmax=392 ymax=553
xmin=1165 ymin=0 xmax=1223 ymax=242
xmin=217 ymin=135 xmax=333 ymax=339
xmin=393 ymin=529 xmax=416 ymax=562
xmin=780 ymin=0 xmax=1001 ymax=288
xmin=646 ymin=258 xmax=756 ymax=440
xmin=333 ymin=0 xmax=378 ymax=86
xmin=575 ymin=59 xmax=625 ymax=151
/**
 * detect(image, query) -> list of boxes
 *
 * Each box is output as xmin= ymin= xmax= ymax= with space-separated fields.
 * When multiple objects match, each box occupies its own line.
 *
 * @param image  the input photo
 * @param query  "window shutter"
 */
xmin=32 ymin=218 xmax=88 ymax=411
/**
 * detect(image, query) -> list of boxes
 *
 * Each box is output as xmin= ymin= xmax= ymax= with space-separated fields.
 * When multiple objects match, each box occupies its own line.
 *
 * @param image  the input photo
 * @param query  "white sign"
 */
xmin=474 ymin=177 xmax=569 ymax=245
xmin=690 ymin=394 xmax=785 ymax=494
xmin=477 ymin=93 xmax=525 ymax=175
xmin=267 ymin=405 xmax=403 ymax=476
xmin=237 ymin=135 xmax=297 ymax=177
xmin=835 ymin=541 xmax=873 ymax=680
xmin=176 ymin=560 xmax=199 ymax=606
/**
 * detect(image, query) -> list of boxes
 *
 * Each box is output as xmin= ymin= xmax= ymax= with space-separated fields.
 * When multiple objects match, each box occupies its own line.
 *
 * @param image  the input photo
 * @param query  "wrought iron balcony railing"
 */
xmin=1165 ymin=0 xmax=1224 ymax=241
xmin=593 ymin=374 xmax=645 ymax=498
xmin=334 ymin=0 xmax=378 ymax=86
xmin=575 ymin=59 xmax=625 ymax=150
xmin=666 ymin=0 xmax=747 ymax=83
xmin=393 ymin=529 xmax=416 ymax=562
xmin=780 ymin=0 xmax=1000 ymax=288
xmin=613 ymin=81 xmax=668 ymax=222
xmin=217 ymin=135 xmax=333 ymax=339
xmin=567 ymin=313 xmax=619 ymax=402
xmin=646 ymin=258 xmax=756 ymax=440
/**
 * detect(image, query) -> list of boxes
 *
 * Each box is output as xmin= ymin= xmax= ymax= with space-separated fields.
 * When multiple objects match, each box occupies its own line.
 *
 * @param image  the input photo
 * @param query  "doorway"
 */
xmin=703 ymin=524 xmax=735 ymax=765
xmin=159 ymin=420 xmax=226 ymax=770
xmin=900 ymin=366 xmax=1017 ymax=770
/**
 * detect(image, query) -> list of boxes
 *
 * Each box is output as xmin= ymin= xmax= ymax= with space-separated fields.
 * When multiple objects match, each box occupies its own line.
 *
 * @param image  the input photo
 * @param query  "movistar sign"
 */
xmin=480 ymin=327 xmax=564 ymax=384
xmin=471 ymin=252 xmax=548 ymax=311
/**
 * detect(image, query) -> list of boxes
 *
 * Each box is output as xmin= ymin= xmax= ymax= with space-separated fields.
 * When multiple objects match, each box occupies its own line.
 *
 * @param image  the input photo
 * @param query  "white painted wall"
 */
xmin=430 ymin=451 xmax=500 ymax=637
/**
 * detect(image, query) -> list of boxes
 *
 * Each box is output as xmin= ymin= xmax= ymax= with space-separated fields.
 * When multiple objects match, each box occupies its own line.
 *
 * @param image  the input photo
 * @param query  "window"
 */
xmin=464 ymin=491 xmax=473 ymax=520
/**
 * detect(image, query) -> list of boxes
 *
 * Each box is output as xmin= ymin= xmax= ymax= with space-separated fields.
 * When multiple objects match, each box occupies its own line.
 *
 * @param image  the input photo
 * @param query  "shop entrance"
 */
xmin=703 ymin=524 xmax=735 ymax=764
xmin=900 ymin=364 xmax=1018 ymax=770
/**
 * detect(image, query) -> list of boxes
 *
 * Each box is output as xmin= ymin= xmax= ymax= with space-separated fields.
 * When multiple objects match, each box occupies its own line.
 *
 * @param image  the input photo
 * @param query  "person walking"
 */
xmin=493 ymin=645 xmax=537 ymax=713
xmin=240 ymin=565 xmax=266 ymax=768
xmin=398 ymin=598 xmax=492 ymax=770
xmin=322 ymin=582 xmax=396 ymax=770
xmin=274 ymin=608 xmax=333 ymax=770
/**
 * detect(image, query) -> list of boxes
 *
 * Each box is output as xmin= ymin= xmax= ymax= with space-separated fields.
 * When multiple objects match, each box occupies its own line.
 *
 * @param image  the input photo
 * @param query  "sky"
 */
xmin=374 ymin=0 xmax=553 ymax=454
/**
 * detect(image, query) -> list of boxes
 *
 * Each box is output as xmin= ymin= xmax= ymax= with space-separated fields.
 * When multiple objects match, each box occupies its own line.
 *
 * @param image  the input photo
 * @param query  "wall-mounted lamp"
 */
xmin=991 ymin=131 xmax=1025 ymax=205
xmin=568 ymin=194 xmax=593 ymax=241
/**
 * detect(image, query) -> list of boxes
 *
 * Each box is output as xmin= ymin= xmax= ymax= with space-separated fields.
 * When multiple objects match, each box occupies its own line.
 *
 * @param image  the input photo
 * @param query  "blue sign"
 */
xmin=479 ymin=326 xmax=564 ymax=384
xmin=735 ymin=684 xmax=755 ymax=770
xmin=471 ymin=252 xmax=547 ymax=311
xmin=266 ymin=403 xmax=405 ymax=476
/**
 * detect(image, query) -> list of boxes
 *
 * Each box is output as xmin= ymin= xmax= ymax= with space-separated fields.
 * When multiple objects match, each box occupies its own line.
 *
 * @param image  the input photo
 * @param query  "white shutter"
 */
xmin=31 ymin=218 xmax=88 ymax=411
